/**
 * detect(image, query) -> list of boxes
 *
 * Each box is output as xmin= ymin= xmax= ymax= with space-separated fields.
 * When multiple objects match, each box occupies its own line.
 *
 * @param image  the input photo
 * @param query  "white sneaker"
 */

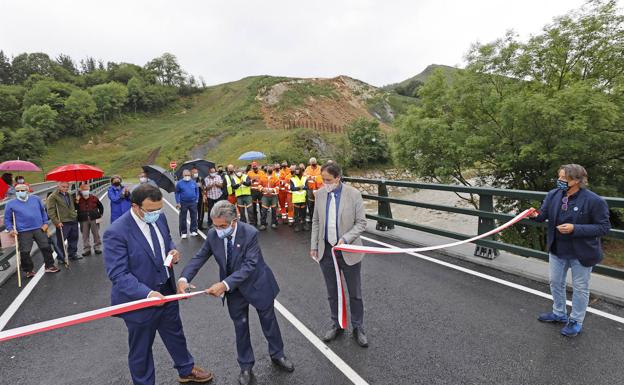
xmin=181 ymin=233 xmax=188 ymax=239
xmin=191 ymin=232 xmax=198 ymax=237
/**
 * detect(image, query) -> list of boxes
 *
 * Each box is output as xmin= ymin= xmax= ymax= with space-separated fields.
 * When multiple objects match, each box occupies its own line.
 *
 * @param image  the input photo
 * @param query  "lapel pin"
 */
xmin=237 ymin=244 xmax=241 ymax=248
xmin=574 ymin=207 xmax=579 ymax=211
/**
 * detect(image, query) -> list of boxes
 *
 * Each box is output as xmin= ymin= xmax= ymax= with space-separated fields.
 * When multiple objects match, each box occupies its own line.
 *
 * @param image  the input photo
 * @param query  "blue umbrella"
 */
xmin=238 ymin=151 xmax=267 ymax=161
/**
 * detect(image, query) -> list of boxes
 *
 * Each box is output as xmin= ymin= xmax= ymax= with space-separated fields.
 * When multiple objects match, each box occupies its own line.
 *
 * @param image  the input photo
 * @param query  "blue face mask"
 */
xmin=141 ymin=209 xmax=162 ymax=224
xmin=16 ymin=191 xmax=28 ymax=201
xmin=216 ymin=223 xmax=235 ymax=239
xmin=556 ymin=180 xmax=569 ymax=192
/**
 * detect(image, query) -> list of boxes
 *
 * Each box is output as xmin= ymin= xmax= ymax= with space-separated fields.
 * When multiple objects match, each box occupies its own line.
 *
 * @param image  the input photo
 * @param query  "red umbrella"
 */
xmin=0 ymin=178 xmax=9 ymax=200
xmin=45 ymin=164 xmax=104 ymax=182
xmin=0 ymin=160 xmax=42 ymax=172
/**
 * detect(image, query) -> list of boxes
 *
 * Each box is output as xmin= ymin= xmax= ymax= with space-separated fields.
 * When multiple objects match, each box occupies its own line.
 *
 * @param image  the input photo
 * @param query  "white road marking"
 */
xmin=162 ymin=198 xmax=369 ymax=385
xmin=0 ymin=191 xmax=109 ymax=332
xmin=360 ymin=235 xmax=624 ymax=325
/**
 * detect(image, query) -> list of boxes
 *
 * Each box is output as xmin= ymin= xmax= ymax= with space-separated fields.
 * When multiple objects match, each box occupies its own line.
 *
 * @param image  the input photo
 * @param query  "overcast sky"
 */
xmin=1 ymin=0 xmax=589 ymax=87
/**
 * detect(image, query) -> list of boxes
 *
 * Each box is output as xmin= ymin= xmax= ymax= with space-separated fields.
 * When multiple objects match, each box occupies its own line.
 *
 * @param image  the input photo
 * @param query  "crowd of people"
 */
xmin=174 ymin=157 xmax=327 ymax=237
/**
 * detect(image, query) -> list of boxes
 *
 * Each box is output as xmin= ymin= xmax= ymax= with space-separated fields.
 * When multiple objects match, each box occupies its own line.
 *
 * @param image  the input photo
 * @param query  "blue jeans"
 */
xmin=179 ymin=202 xmax=198 ymax=234
xmin=549 ymin=253 xmax=593 ymax=325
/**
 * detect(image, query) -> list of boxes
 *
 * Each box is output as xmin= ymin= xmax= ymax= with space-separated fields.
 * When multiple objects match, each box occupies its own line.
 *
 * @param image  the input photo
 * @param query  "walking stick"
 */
xmin=56 ymin=206 xmax=70 ymax=269
xmin=12 ymin=212 xmax=22 ymax=288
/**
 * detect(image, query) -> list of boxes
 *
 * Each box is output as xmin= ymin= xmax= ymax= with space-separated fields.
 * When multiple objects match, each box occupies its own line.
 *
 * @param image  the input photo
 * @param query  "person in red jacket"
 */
xmin=77 ymin=184 xmax=104 ymax=256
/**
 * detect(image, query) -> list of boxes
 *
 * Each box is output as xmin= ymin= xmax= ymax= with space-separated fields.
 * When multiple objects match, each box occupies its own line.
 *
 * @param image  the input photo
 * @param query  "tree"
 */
xmin=21 ymin=104 xmax=58 ymax=140
xmin=0 ymin=86 xmax=23 ymax=128
xmin=56 ymin=54 xmax=77 ymax=75
xmin=89 ymin=82 xmax=128 ymax=122
xmin=0 ymin=50 xmax=12 ymax=84
xmin=108 ymin=63 xmax=142 ymax=84
xmin=127 ymin=76 xmax=145 ymax=113
xmin=344 ymin=118 xmax=389 ymax=167
xmin=63 ymin=89 xmax=97 ymax=135
xmin=0 ymin=127 xmax=46 ymax=161
xmin=145 ymin=53 xmax=184 ymax=86
xmin=11 ymin=52 xmax=55 ymax=83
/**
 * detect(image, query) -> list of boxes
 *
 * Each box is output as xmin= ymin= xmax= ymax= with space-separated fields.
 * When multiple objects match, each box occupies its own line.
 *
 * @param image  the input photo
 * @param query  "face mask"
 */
xmin=218 ymin=169 xmax=223 ymax=174
xmin=139 ymin=177 xmax=147 ymax=183
xmin=16 ymin=191 xmax=28 ymax=201
xmin=192 ymin=173 xmax=199 ymax=178
xmin=210 ymin=172 xmax=217 ymax=177
xmin=17 ymin=179 xmax=24 ymax=184
xmin=556 ymin=180 xmax=569 ymax=192
xmin=81 ymin=190 xmax=90 ymax=198
xmin=236 ymin=172 xmax=242 ymax=177
xmin=183 ymin=176 xmax=191 ymax=181
xmin=252 ymin=167 xmax=258 ymax=172
xmin=216 ymin=222 xmax=235 ymax=239
xmin=141 ymin=209 xmax=161 ymax=224
xmin=325 ymin=183 xmax=338 ymax=192
xmin=227 ymin=170 xmax=233 ymax=175
xmin=113 ymin=181 xmax=121 ymax=187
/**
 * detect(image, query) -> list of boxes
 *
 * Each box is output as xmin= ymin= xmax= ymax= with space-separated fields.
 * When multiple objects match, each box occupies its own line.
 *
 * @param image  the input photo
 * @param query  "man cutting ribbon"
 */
xmin=103 ymin=184 xmax=213 ymax=385
xmin=310 ymin=162 xmax=368 ymax=347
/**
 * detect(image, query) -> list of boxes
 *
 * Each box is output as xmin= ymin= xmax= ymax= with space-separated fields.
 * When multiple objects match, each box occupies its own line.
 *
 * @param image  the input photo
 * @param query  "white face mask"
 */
xmin=325 ymin=182 xmax=338 ymax=192
xmin=139 ymin=177 xmax=148 ymax=183
xmin=81 ymin=190 xmax=90 ymax=197
xmin=236 ymin=172 xmax=242 ymax=177
xmin=192 ymin=173 xmax=199 ymax=179
xmin=183 ymin=176 xmax=191 ymax=181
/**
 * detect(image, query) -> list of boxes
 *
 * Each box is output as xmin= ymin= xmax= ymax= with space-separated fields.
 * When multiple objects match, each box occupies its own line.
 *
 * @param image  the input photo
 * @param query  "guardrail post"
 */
xmin=474 ymin=193 xmax=499 ymax=259
xmin=376 ymin=181 xmax=395 ymax=231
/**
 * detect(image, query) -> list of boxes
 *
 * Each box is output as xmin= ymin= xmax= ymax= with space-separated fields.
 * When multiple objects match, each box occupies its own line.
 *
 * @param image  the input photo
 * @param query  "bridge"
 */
xmin=1 ymin=181 xmax=624 ymax=385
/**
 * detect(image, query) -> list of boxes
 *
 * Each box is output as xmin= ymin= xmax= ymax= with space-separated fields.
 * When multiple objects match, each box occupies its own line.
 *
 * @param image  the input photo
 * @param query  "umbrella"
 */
xmin=174 ymin=159 xmax=215 ymax=179
xmin=142 ymin=165 xmax=176 ymax=193
xmin=45 ymin=164 xmax=104 ymax=182
xmin=0 ymin=178 xmax=8 ymax=200
xmin=238 ymin=151 xmax=266 ymax=161
xmin=0 ymin=160 xmax=42 ymax=172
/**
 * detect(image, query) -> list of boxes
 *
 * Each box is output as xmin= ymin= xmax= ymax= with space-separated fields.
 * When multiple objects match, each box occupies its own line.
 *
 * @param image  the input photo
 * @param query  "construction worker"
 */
xmin=287 ymin=165 xmax=296 ymax=226
xmin=223 ymin=164 xmax=238 ymax=205
xmin=290 ymin=166 xmax=308 ymax=232
xmin=232 ymin=167 xmax=252 ymax=223
xmin=259 ymin=165 xmax=281 ymax=230
xmin=277 ymin=161 xmax=291 ymax=224
xmin=247 ymin=161 xmax=266 ymax=227
xmin=304 ymin=157 xmax=323 ymax=224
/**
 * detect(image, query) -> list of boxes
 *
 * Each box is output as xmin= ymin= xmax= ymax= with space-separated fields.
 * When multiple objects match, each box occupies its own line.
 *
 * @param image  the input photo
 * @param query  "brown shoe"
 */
xmin=179 ymin=366 xmax=214 ymax=383
xmin=24 ymin=271 xmax=36 ymax=278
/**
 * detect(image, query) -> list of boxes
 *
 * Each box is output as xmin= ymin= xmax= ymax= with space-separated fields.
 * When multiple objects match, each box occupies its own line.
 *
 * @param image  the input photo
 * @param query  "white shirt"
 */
xmin=130 ymin=208 xmax=169 ymax=282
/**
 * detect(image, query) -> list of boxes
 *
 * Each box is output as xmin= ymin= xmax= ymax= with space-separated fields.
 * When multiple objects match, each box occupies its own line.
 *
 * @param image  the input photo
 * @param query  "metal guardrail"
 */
xmin=343 ymin=177 xmax=624 ymax=279
xmin=0 ymin=177 xmax=110 ymax=270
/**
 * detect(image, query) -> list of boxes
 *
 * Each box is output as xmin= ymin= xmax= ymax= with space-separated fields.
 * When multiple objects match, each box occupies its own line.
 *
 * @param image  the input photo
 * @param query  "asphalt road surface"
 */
xmin=1 ymin=192 xmax=624 ymax=385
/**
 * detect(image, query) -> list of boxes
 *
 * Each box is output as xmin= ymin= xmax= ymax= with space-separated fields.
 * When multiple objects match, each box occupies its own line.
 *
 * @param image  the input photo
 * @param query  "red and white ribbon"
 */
xmin=330 ymin=208 xmax=536 ymax=329
xmin=0 ymin=291 xmax=205 ymax=343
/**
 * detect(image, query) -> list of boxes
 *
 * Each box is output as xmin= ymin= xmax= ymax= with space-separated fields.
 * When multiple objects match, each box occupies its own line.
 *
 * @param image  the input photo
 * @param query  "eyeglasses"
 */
xmin=561 ymin=196 xmax=569 ymax=211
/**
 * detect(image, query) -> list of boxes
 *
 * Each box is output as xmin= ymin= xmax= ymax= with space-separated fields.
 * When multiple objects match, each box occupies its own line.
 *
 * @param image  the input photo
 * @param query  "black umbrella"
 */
xmin=174 ymin=159 xmax=215 ymax=179
xmin=142 ymin=164 xmax=176 ymax=193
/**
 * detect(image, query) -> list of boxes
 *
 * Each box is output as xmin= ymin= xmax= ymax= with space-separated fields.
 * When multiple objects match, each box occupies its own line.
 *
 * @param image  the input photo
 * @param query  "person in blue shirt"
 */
xmin=109 ymin=175 xmax=131 ymax=223
xmin=530 ymin=164 xmax=611 ymax=337
xmin=175 ymin=169 xmax=199 ymax=238
xmin=4 ymin=184 xmax=59 ymax=277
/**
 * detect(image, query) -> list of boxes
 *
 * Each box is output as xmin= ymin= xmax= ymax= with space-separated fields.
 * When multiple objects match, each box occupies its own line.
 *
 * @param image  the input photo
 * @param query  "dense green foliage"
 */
xmin=343 ymin=118 xmax=389 ymax=167
xmin=0 ymin=51 xmax=204 ymax=162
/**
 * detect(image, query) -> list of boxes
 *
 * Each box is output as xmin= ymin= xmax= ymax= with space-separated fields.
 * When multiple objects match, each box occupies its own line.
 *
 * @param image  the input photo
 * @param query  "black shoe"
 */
xmin=82 ymin=251 xmax=91 ymax=257
xmin=238 ymin=369 xmax=253 ymax=385
xmin=353 ymin=327 xmax=369 ymax=348
xmin=69 ymin=255 xmax=82 ymax=261
xmin=321 ymin=326 xmax=344 ymax=342
xmin=94 ymin=249 xmax=102 ymax=255
xmin=271 ymin=356 xmax=294 ymax=372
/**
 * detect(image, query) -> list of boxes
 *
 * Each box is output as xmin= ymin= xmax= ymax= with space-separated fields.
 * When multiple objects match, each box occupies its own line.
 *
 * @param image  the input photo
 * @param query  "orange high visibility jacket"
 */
xmin=278 ymin=169 xmax=292 ymax=191
xmin=247 ymin=169 xmax=266 ymax=192
xmin=260 ymin=173 xmax=280 ymax=196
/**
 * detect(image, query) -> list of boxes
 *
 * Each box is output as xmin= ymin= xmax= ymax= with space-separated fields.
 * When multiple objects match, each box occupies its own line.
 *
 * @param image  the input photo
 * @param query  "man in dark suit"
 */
xmin=103 ymin=184 xmax=213 ymax=385
xmin=177 ymin=200 xmax=294 ymax=385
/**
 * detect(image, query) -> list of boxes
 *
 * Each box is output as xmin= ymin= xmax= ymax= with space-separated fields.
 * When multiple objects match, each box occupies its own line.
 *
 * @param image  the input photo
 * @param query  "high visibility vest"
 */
xmin=225 ymin=174 xmax=234 ymax=195
xmin=290 ymin=176 xmax=307 ymax=204
xmin=233 ymin=174 xmax=251 ymax=197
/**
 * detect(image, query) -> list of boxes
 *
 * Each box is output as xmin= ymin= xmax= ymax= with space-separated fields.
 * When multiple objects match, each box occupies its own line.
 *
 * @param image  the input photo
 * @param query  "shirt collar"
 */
xmin=130 ymin=207 xmax=148 ymax=230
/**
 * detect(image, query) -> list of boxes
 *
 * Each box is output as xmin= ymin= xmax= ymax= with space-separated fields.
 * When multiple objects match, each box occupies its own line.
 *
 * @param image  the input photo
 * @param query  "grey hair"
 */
xmin=559 ymin=164 xmax=588 ymax=187
xmin=210 ymin=200 xmax=238 ymax=221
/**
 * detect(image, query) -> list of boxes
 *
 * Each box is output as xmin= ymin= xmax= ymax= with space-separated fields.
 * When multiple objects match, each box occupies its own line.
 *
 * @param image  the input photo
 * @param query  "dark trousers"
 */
xmin=55 ymin=221 xmax=79 ymax=260
xmin=226 ymin=291 xmax=285 ymax=370
xmin=307 ymin=197 xmax=315 ymax=222
xmin=124 ymin=287 xmax=194 ymax=385
xmin=196 ymin=198 xmax=205 ymax=229
xmin=206 ymin=197 xmax=222 ymax=227
xmin=250 ymin=191 xmax=263 ymax=225
xmin=179 ymin=202 xmax=198 ymax=234
xmin=293 ymin=204 xmax=307 ymax=230
xmin=17 ymin=228 xmax=56 ymax=271
xmin=319 ymin=241 xmax=364 ymax=328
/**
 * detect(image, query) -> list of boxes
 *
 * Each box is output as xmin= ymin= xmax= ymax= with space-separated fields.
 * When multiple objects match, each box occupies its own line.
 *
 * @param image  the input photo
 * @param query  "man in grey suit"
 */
xmin=310 ymin=162 xmax=369 ymax=347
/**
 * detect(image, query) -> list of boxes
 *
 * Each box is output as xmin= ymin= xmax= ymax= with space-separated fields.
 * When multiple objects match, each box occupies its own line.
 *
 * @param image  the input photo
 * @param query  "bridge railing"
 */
xmin=0 ymin=177 xmax=110 ymax=270
xmin=342 ymin=177 xmax=624 ymax=279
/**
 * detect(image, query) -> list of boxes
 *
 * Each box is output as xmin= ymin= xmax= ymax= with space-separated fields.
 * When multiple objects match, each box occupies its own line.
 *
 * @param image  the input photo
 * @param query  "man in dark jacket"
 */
xmin=77 ymin=184 xmax=104 ymax=256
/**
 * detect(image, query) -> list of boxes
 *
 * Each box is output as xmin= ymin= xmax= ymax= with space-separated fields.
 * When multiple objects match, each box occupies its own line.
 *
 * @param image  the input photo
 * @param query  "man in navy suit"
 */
xmin=103 ymin=184 xmax=213 ymax=385
xmin=177 ymin=200 xmax=294 ymax=385
xmin=530 ymin=164 xmax=611 ymax=337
